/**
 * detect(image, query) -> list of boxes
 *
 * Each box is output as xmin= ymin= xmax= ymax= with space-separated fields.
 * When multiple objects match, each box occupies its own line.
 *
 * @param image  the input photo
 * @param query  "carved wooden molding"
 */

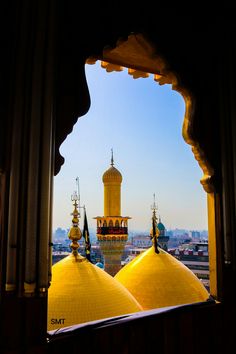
xmin=86 ymin=33 xmax=215 ymax=193
xmin=176 ymin=85 xmax=215 ymax=193
xmin=101 ymin=61 xmax=123 ymax=72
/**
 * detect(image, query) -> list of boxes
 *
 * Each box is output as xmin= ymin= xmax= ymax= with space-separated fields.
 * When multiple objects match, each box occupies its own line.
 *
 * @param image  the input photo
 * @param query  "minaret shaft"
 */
xmin=104 ymin=183 xmax=121 ymax=216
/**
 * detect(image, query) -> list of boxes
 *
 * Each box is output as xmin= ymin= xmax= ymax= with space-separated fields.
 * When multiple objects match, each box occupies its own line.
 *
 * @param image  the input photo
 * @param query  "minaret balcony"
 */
xmin=97 ymin=226 xmax=128 ymax=235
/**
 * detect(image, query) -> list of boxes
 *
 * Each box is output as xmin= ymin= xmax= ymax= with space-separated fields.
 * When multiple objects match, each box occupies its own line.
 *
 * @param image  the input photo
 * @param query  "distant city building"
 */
xmin=168 ymin=240 xmax=209 ymax=290
xmin=166 ymin=229 xmax=173 ymax=237
xmin=52 ymin=251 xmax=70 ymax=265
xmin=53 ymin=227 xmax=68 ymax=242
xmin=121 ymin=248 xmax=146 ymax=266
xmin=94 ymin=152 xmax=130 ymax=276
xmin=131 ymin=235 xmax=152 ymax=248
xmin=190 ymin=230 xmax=201 ymax=239
xmin=80 ymin=244 xmax=104 ymax=264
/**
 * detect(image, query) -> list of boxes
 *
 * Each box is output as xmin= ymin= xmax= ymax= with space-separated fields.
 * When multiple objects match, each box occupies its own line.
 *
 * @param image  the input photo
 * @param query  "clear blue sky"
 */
xmin=53 ymin=61 xmax=208 ymax=232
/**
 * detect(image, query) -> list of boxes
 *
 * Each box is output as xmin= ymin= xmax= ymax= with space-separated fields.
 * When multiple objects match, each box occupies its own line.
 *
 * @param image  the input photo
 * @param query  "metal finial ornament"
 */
xmin=151 ymin=193 xmax=158 ymax=213
xmin=68 ymin=179 xmax=82 ymax=256
xmin=111 ymin=148 xmax=114 ymax=166
xmin=150 ymin=193 xmax=159 ymax=254
xmin=75 ymin=176 xmax=80 ymax=206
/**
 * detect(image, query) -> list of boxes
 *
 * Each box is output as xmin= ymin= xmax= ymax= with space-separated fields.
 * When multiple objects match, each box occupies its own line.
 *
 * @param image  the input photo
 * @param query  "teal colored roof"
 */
xmin=157 ymin=222 xmax=165 ymax=231
xmin=95 ymin=262 xmax=104 ymax=269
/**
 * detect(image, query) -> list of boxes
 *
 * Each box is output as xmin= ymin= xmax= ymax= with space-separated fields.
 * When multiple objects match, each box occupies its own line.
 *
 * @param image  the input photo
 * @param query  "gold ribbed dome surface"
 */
xmin=102 ymin=166 xmax=122 ymax=183
xmin=114 ymin=247 xmax=210 ymax=310
xmin=48 ymin=253 xmax=142 ymax=331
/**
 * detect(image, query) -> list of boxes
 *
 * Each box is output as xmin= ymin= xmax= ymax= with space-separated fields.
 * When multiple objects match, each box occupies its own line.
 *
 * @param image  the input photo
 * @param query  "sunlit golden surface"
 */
xmin=103 ymin=165 xmax=122 ymax=217
xmin=115 ymin=247 xmax=210 ymax=310
xmin=48 ymin=253 xmax=142 ymax=331
xmin=102 ymin=166 xmax=123 ymax=184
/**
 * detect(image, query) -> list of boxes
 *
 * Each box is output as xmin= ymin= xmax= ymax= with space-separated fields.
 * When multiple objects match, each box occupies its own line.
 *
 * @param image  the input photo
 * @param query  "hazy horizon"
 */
xmin=52 ymin=225 xmax=208 ymax=234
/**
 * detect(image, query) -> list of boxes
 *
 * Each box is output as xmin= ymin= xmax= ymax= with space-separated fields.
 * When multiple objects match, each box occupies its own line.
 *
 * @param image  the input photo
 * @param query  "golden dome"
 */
xmin=48 ymin=253 xmax=142 ymax=331
xmin=102 ymin=166 xmax=122 ymax=184
xmin=114 ymin=247 xmax=210 ymax=310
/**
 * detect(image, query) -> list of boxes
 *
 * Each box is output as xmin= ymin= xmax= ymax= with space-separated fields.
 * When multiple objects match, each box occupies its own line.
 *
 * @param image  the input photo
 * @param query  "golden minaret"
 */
xmin=94 ymin=150 xmax=131 ymax=276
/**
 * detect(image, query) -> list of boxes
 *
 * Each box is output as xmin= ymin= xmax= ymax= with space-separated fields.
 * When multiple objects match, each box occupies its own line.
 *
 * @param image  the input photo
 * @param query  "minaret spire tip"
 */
xmin=111 ymin=148 xmax=114 ymax=166
xmin=151 ymin=193 xmax=158 ymax=215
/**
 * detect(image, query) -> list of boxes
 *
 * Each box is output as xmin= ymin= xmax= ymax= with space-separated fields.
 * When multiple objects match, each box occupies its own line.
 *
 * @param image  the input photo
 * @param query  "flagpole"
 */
xmin=83 ymin=205 xmax=92 ymax=262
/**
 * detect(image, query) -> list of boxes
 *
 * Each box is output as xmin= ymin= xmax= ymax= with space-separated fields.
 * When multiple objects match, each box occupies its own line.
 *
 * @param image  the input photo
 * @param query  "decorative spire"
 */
xmin=68 ymin=180 xmax=82 ymax=256
xmin=111 ymin=148 xmax=114 ymax=166
xmin=151 ymin=193 xmax=158 ymax=219
xmin=75 ymin=176 xmax=80 ymax=207
xmin=150 ymin=193 xmax=159 ymax=254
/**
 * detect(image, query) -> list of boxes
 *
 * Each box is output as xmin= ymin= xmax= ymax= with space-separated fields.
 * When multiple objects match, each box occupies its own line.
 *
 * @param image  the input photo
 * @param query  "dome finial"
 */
xmin=111 ymin=148 xmax=114 ymax=166
xmin=151 ymin=193 xmax=158 ymax=218
xmin=150 ymin=193 xmax=159 ymax=254
xmin=68 ymin=179 xmax=82 ymax=257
